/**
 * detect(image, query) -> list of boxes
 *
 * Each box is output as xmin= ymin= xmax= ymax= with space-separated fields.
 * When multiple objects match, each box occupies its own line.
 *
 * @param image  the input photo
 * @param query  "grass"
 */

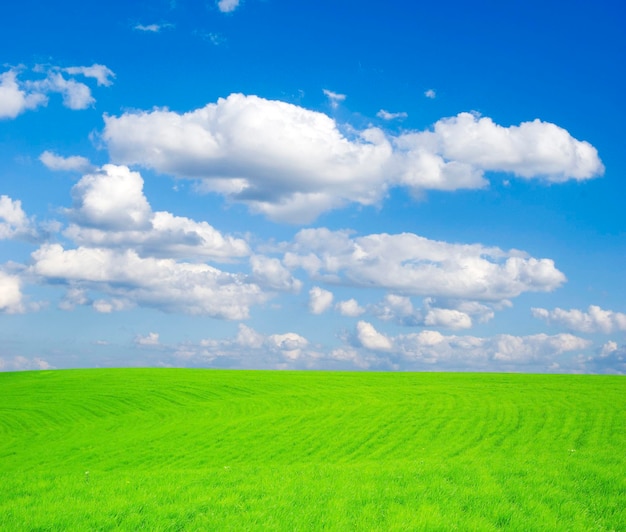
xmin=0 ymin=369 xmax=624 ymax=530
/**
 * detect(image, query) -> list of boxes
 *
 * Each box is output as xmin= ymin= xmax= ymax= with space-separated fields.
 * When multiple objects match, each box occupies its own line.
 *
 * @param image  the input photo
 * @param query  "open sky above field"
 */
xmin=1 ymin=0 xmax=624 ymax=373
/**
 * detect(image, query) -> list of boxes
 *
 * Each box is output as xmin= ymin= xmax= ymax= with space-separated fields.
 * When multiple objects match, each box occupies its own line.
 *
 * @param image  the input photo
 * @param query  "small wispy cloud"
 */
xmin=93 ymin=299 xmax=131 ymax=313
xmin=135 ymin=24 xmax=160 ymax=32
xmin=194 ymin=31 xmax=226 ymax=45
xmin=134 ymin=23 xmax=174 ymax=33
xmin=40 ymin=151 xmax=94 ymax=173
xmin=323 ymin=89 xmax=346 ymax=109
xmin=217 ymin=0 xmax=240 ymax=13
xmin=377 ymin=109 xmax=408 ymax=121
xmin=63 ymin=64 xmax=115 ymax=87
xmin=135 ymin=332 xmax=160 ymax=346
xmin=425 ymin=89 xmax=436 ymax=99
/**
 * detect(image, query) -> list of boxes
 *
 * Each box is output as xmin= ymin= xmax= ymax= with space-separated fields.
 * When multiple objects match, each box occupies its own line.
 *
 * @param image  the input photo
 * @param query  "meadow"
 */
xmin=0 ymin=369 xmax=624 ymax=531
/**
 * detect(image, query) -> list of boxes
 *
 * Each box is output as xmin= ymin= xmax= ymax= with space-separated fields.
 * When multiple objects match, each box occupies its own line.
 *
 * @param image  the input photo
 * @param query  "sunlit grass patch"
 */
xmin=0 ymin=369 xmax=624 ymax=530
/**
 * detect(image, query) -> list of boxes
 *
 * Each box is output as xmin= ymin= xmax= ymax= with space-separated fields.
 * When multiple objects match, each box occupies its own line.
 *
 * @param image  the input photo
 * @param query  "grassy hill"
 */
xmin=0 ymin=369 xmax=624 ymax=530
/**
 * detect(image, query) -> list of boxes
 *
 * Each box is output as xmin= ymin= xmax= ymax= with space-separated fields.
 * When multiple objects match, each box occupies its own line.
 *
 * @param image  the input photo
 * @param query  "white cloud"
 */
xmin=600 ymin=341 xmax=618 ymax=357
xmin=356 ymin=321 xmax=393 ymax=351
xmin=432 ymin=112 xmax=604 ymax=181
xmin=111 ymin=320 xmax=602 ymax=372
xmin=58 ymin=286 xmax=90 ymax=310
xmin=135 ymin=23 xmax=162 ymax=32
xmin=0 ymin=271 xmax=24 ymax=314
xmin=24 ymin=163 xmax=275 ymax=320
xmin=67 ymin=165 xmax=151 ymax=230
xmin=308 ymin=286 xmax=334 ymax=314
xmin=336 ymin=298 xmax=365 ymax=317
xmin=63 ymin=165 xmax=249 ymax=260
xmin=102 ymin=95 xmax=603 ymax=222
xmin=168 ymin=326 xmax=377 ymax=369
xmin=426 ymin=298 xmax=498 ymax=326
xmin=1 ymin=65 xmax=115 ymax=118
xmin=424 ymin=89 xmax=436 ymax=99
xmin=323 ymin=89 xmax=346 ymax=109
xmin=242 ymin=327 xmax=310 ymax=360
xmin=235 ymin=323 xmax=265 ymax=349
xmin=40 ymin=151 xmax=94 ymax=172
xmin=589 ymin=342 xmax=626 ymax=374
xmin=0 ymin=196 xmax=28 ymax=238
xmin=29 ymin=72 xmax=94 ymax=110
xmin=267 ymin=332 xmax=309 ymax=359
xmin=93 ymin=298 xmax=131 ymax=313
xmin=250 ymin=255 xmax=301 ymax=292
xmin=532 ymin=305 xmax=626 ymax=334
xmin=423 ymin=308 xmax=472 ymax=329
xmin=371 ymin=294 xmax=415 ymax=322
xmin=63 ymin=64 xmax=115 ymax=87
xmin=103 ymin=94 xmax=392 ymax=222
xmin=328 ymin=347 xmax=370 ymax=368
xmin=0 ymin=70 xmax=47 ymax=119
xmin=217 ymin=0 xmax=240 ymax=13
xmin=30 ymin=244 xmax=267 ymax=319
xmin=443 ymin=299 xmax=498 ymax=323
xmin=169 ymin=324 xmax=317 ymax=368
xmin=134 ymin=23 xmax=174 ymax=33
xmin=566 ymin=341 xmax=626 ymax=375
xmin=284 ymin=228 xmax=565 ymax=303
xmin=54 ymin=76 xmax=93 ymax=110
xmin=0 ymin=356 xmax=53 ymax=372
xmin=491 ymin=333 xmax=591 ymax=362
xmin=367 ymin=294 xmax=492 ymax=329
xmin=135 ymin=332 xmax=160 ymax=346
xmin=0 ymin=195 xmax=38 ymax=241
xmin=205 ymin=32 xmax=226 ymax=45
xmin=377 ymin=109 xmax=408 ymax=120
xmin=394 ymin=330 xmax=591 ymax=367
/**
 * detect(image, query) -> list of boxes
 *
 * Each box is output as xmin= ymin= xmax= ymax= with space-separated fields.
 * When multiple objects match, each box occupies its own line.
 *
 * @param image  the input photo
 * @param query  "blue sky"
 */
xmin=1 ymin=0 xmax=624 ymax=372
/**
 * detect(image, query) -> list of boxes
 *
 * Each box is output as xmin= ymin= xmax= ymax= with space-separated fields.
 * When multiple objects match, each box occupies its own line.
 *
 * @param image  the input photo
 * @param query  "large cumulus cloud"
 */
xmin=102 ymin=94 xmax=604 ymax=222
xmin=30 ymin=244 xmax=266 ymax=319
xmin=26 ymin=164 xmax=300 ymax=318
xmin=283 ymin=228 xmax=566 ymax=303
xmin=64 ymin=164 xmax=250 ymax=260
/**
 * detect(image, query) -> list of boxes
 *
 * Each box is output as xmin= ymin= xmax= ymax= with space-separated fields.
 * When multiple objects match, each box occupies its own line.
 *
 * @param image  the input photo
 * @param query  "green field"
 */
xmin=0 ymin=369 xmax=624 ymax=531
